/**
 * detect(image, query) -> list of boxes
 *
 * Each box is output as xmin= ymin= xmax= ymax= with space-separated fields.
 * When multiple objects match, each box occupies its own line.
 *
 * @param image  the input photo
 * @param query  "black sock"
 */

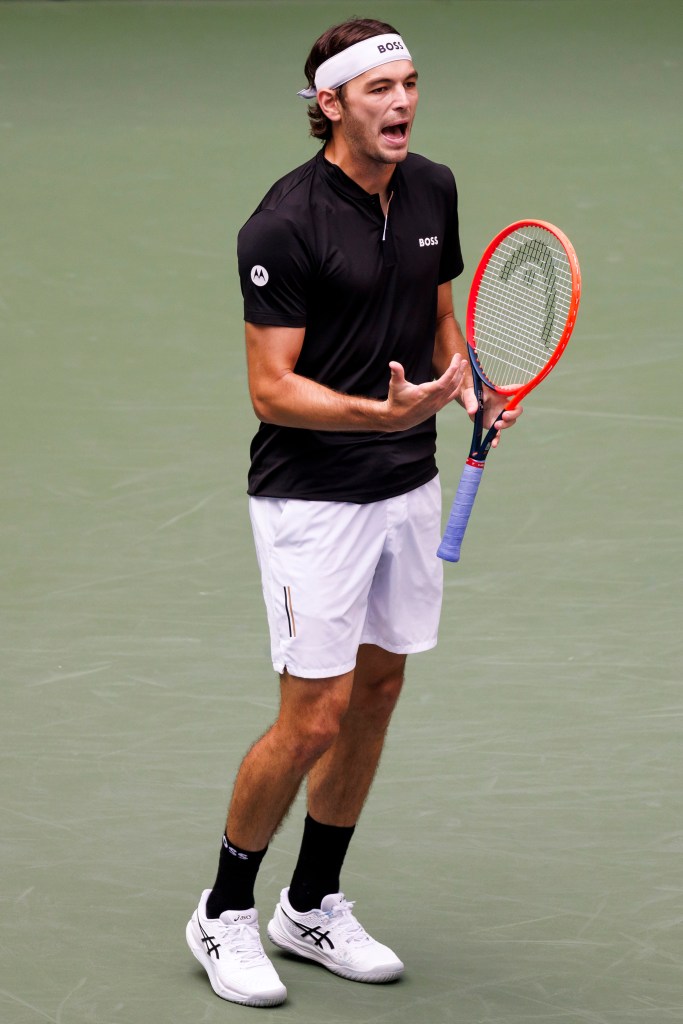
xmin=205 ymin=835 xmax=267 ymax=917
xmin=288 ymin=814 xmax=356 ymax=912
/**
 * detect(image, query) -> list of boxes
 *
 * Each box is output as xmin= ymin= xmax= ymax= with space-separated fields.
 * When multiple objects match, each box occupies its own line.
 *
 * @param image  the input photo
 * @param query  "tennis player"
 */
xmin=186 ymin=17 xmax=521 ymax=1007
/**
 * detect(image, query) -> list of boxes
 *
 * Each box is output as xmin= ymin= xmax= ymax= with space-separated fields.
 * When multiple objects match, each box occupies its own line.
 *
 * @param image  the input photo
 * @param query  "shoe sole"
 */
xmin=186 ymin=919 xmax=287 ymax=1007
xmin=266 ymin=914 xmax=404 ymax=984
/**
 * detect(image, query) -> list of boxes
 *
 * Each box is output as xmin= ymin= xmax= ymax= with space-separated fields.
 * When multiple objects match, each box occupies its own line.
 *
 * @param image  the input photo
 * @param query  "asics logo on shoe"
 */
xmin=283 ymin=909 xmax=334 ymax=950
xmin=199 ymin=921 xmax=221 ymax=959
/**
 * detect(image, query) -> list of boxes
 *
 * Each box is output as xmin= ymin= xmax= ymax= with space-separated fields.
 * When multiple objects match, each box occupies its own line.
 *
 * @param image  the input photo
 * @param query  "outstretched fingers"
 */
xmin=438 ymin=353 xmax=468 ymax=402
xmin=386 ymin=355 xmax=469 ymax=431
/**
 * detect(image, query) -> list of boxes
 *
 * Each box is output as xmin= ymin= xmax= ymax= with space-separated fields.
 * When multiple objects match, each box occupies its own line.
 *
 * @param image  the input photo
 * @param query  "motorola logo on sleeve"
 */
xmin=250 ymin=265 xmax=269 ymax=287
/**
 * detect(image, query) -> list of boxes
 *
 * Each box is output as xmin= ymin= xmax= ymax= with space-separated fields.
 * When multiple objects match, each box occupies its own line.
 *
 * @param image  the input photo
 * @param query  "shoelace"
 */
xmin=326 ymin=900 xmax=373 ymax=947
xmin=224 ymin=921 xmax=269 ymax=966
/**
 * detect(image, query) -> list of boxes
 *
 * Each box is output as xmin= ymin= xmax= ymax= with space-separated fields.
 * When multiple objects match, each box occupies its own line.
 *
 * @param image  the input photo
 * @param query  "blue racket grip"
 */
xmin=437 ymin=460 xmax=485 ymax=562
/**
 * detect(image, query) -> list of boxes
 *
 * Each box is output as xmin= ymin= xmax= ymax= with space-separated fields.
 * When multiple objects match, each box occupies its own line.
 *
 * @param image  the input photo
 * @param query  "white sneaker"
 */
xmin=186 ymin=890 xmax=287 ymax=1006
xmin=267 ymin=887 xmax=404 ymax=983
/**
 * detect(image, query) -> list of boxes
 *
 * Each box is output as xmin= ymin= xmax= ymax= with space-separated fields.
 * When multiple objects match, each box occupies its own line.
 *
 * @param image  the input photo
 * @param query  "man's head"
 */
xmin=301 ymin=18 xmax=416 ymax=144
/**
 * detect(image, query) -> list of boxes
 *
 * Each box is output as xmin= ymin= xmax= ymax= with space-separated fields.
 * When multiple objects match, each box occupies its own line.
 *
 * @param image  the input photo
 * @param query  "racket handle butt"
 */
xmin=437 ymin=461 xmax=484 ymax=563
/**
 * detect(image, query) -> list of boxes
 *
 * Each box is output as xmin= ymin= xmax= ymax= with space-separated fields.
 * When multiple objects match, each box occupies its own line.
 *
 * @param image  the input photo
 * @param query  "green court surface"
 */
xmin=1 ymin=1 xmax=682 ymax=1021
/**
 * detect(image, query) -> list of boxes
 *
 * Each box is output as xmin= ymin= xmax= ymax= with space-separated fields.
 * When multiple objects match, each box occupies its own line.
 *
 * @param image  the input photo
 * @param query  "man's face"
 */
xmin=336 ymin=60 xmax=419 ymax=165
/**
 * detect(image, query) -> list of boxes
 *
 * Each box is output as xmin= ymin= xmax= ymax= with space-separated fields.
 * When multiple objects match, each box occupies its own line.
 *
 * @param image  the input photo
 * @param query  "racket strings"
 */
xmin=473 ymin=227 xmax=574 ymax=389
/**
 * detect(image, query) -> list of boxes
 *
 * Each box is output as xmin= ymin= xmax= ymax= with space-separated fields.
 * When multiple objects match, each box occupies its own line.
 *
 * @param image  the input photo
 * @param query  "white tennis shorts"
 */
xmin=249 ymin=477 xmax=443 ymax=679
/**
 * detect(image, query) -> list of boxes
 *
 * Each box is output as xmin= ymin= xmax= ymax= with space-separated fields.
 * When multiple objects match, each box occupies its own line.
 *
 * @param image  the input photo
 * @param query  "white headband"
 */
xmin=297 ymin=34 xmax=412 ymax=99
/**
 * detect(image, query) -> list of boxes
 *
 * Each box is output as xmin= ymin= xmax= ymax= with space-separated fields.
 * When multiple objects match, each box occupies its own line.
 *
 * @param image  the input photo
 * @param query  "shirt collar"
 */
xmin=317 ymin=148 xmax=400 ymax=204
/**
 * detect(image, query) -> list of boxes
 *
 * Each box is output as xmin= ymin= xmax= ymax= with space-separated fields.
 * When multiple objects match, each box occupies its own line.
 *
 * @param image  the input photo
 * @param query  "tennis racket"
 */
xmin=437 ymin=219 xmax=581 ymax=563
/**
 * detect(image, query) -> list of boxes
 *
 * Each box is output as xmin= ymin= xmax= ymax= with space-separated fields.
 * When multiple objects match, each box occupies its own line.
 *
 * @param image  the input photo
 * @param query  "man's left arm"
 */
xmin=433 ymin=281 xmax=522 ymax=445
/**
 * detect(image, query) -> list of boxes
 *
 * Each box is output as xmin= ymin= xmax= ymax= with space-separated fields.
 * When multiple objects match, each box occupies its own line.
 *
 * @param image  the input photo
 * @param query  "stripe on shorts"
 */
xmin=283 ymin=586 xmax=297 ymax=637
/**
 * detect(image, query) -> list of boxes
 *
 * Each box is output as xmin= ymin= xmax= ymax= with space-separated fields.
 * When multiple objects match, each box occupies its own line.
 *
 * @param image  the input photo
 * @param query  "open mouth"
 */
xmin=381 ymin=121 xmax=409 ymax=143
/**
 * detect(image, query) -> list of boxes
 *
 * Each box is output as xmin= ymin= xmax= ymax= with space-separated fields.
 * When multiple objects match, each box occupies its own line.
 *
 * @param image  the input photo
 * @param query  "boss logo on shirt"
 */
xmin=419 ymin=236 xmax=439 ymax=247
xmin=251 ymin=265 xmax=269 ymax=286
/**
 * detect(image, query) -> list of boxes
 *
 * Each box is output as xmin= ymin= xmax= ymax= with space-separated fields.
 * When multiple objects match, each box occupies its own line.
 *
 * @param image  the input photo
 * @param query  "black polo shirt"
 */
xmin=238 ymin=148 xmax=464 ymax=503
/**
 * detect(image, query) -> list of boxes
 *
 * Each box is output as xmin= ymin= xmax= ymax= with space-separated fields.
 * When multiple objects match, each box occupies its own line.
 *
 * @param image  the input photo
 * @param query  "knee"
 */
xmin=276 ymin=693 xmax=348 ymax=773
xmin=357 ymin=670 xmax=404 ymax=729
xmin=280 ymin=718 xmax=341 ymax=774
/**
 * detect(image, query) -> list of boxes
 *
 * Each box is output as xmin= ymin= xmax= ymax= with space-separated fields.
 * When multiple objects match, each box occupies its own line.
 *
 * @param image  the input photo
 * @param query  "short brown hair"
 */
xmin=303 ymin=17 xmax=400 ymax=141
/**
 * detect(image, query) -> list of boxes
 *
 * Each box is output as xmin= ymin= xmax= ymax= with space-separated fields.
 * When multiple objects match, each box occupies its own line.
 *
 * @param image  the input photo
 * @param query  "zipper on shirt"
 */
xmin=381 ymin=190 xmax=397 ymax=267
xmin=382 ymin=191 xmax=394 ymax=241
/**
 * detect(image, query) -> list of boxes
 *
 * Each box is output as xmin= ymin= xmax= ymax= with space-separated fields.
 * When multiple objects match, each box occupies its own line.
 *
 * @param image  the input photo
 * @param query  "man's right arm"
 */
xmin=245 ymin=322 xmax=467 ymax=434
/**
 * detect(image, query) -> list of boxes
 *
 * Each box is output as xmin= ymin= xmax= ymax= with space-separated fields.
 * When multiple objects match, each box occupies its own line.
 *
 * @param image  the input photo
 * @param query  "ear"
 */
xmin=317 ymin=88 xmax=342 ymax=123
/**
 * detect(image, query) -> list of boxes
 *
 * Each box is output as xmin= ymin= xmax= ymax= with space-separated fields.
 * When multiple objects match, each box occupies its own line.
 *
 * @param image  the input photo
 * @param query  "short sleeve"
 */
xmin=237 ymin=210 xmax=312 ymax=327
xmin=437 ymin=168 xmax=464 ymax=285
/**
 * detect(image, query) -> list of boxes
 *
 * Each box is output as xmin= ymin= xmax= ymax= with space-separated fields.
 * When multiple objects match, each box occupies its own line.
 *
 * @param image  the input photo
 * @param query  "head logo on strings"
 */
xmin=499 ymin=240 xmax=557 ymax=347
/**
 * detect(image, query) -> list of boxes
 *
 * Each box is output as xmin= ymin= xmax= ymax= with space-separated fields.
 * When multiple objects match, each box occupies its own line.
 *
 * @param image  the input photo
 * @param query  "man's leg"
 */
xmin=187 ymin=669 xmax=355 ymax=1006
xmin=266 ymin=646 xmax=406 ymax=984
xmin=308 ymin=644 xmax=406 ymax=826
xmin=207 ymin=668 xmax=354 ymax=915
xmin=285 ymin=645 xmax=405 ymax=911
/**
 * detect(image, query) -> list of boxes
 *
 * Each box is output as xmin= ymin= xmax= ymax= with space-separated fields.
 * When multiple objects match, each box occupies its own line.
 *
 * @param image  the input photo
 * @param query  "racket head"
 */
xmin=466 ymin=220 xmax=581 ymax=406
